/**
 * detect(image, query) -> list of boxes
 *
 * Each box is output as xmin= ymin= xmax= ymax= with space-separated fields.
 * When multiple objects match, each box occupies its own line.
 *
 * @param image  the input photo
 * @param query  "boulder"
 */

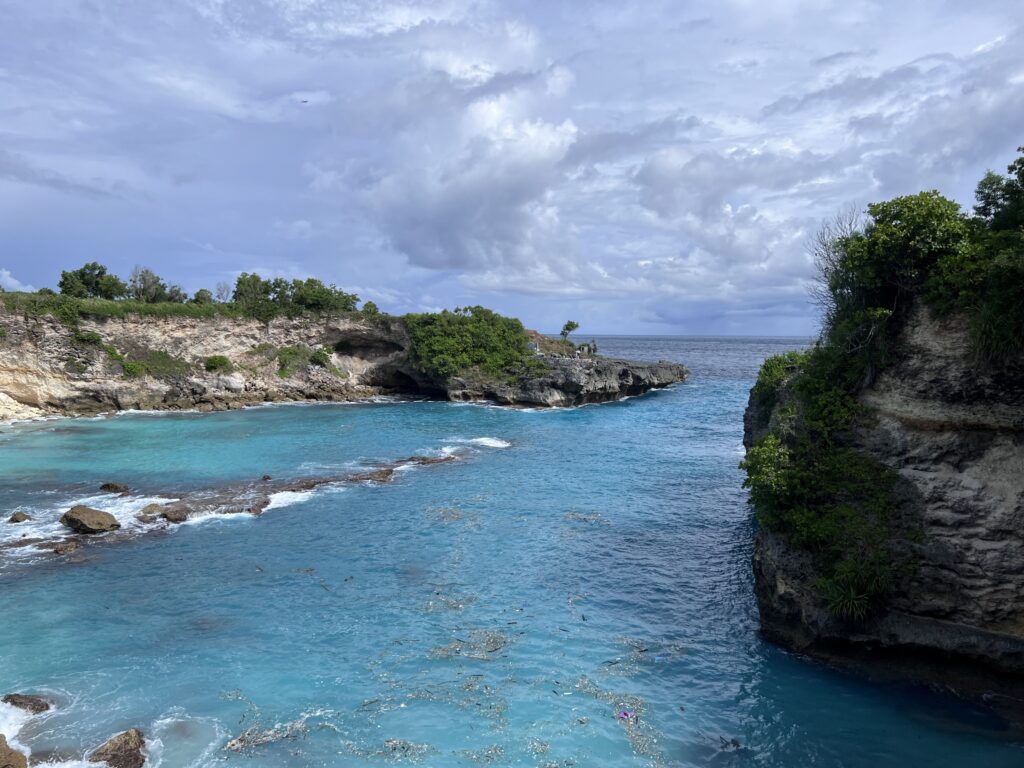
xmin=7 ymin=512 xmax=29 ymax=524
xmin=159 ymin=506 xmax=189 ymax=524
xmin=53 ymin=540 xmax=81 ymax=555
xmin=99 ymin=482 xmax=130 ymax=494
xmin=2 ymin=693 xmax=51 ymax=714
xmin=88 ymin=729 xmax=145 ymax=768
xmin=0 ymin=735 xmax=27 ymax=768
xmin=60 ymin=506 xmax=120 ymax=534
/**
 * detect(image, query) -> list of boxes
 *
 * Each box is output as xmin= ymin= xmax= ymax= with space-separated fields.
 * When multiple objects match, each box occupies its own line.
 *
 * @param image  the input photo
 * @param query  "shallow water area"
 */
xmin=1 ymin=337 xmax=1022 ymax=767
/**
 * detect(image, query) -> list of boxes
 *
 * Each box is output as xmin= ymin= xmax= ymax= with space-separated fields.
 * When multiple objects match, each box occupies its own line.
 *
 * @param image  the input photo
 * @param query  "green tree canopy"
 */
xmin=59 ymin=262 xmax=127 ymax=300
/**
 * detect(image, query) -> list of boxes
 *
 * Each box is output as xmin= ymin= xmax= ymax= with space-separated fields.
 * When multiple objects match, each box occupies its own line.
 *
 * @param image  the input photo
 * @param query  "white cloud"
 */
xmin=0 ymin=269 xmax=34 ymax=292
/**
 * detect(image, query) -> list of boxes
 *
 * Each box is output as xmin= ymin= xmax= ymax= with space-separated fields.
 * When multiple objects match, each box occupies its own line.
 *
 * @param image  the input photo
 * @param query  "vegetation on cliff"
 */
xmin=403 ymin=306 xmax=540 ymax=382
xmin=743 ymin=148 xmax=1024 ymax=620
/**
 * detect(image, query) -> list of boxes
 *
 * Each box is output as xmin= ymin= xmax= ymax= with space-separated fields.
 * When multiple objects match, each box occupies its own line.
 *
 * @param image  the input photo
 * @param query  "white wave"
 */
xmin=0 ymin=701 xmax=33 ymax=755
xmin=264 ymin=490 xmax=316 ymax=511
xmin=461 ymin=437 xmax=511 ymax=449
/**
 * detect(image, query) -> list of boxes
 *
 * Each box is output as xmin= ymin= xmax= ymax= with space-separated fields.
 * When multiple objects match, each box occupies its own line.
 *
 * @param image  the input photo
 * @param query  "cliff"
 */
xmin=745 ymin=303 xmax=1024 ymax=699
xmin=0 ymin=308 xmax=686 ymax=419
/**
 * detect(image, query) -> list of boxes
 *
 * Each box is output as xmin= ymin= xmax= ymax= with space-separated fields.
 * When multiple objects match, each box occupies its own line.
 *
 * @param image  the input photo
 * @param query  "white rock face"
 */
xmin=0 ymin=310 xmax=411 ymax=419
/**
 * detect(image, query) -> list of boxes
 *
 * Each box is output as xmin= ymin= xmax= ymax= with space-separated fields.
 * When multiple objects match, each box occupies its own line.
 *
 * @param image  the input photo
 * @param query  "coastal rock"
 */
xmin=746 ymin=303 xmax=1024 ymax=692
xmin=53 ymin=540 xmax=81 ymax=555
xmin=60 ymin=506 xmax=120 ymax=534
xmin=99 ymin=482 xmax=129 ymax=494
xmin=0 ymin=308 xmax=686 ymax=418
xmin=0 ymin=735 xmax=27 ymax=768
xmin=7 ymin=512 xmax=29 ymax=524
xmin=2 ymin=693 xmax=51 ymax=714
xmin=447 ymin=357 xmax=688 ymax=407
xmin=159 ymin=506 xmax=189 ymax=524
xmin=88 ymin=729 xmax=145 ymax=768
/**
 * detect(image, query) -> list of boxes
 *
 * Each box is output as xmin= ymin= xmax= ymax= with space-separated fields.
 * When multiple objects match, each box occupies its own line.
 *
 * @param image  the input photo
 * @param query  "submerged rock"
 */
xmin=88 ymin=728 xmax=145 ymax=768
xmin=53 ymin=540 xmax=81 ymax=555
xmin=60 ymin=506 xmax=120 ymax=534
xmin=2 ymin=693 xmax=51 ymax=713
xmin=0 ymin=735 xmax=27 ymax=768
xmin=7 ymin=511 xmax=29 ymax=524
xmin=99 ymin=482 xmax=130 ymax=494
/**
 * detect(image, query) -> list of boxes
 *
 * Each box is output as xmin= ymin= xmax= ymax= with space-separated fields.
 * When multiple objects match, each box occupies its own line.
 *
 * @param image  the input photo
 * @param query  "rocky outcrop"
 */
xmin=447 ymin=357 xmax=688 ymax=407
xmin=60 ymin=506 xmax=120 ymax=534
xmin=7 ymin=512 xmax=29 ymax=524
xmin=0 ymin=308 xmax=686 ymax=418
xmin=2 ymin=693 xmax=51 ymax=714
xmin=0 ymin=735 xmax=28 ymax=768
xmin=89 ymin=729 xmax=145 ymax=768
xmin=746 ymin=304 xmax=1024 ymax=697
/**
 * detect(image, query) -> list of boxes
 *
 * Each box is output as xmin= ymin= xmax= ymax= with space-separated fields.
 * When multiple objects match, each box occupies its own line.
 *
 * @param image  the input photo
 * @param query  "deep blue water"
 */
xmin=1 ymin=336 xmax=1021 ymax=767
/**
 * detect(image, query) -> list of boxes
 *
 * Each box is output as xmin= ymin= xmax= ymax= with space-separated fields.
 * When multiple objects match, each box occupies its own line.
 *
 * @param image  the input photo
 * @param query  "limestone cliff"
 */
xmin=0 ymin=308 xmax=686 ymax=419
xmin=745 ymin=303 xmax=1024 ymax=696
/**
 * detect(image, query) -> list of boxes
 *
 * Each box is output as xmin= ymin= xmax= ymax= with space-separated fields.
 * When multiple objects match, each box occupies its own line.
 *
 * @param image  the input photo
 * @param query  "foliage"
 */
xmin=403 ymin=306 xmax=532 ymax=381
xmin=129 ymin=266 xmax=187 ymax=303
xmin=309 ymin=347 xmax=332 ymax=367
xmin=232 ymin=273 xmax=358 ymax=320
xmin=361 ymin=300 xmax=380 ymax=316
xmin=58 ymin=262 xmax=128 ymax=300
xmin=204 ymin=355 xmax=232 ymax=373
xmin=0 ymin=326 xmax=6 ymax=339
xmin=121 ymin=350 xmax=192 ymax=379
xmin=191 ymin=288 xmax=215 ymax=305
xmin=750 ymin=350 xmax=807 ymax=410
xmin=560 ymin=320 xmax=579 ymax=340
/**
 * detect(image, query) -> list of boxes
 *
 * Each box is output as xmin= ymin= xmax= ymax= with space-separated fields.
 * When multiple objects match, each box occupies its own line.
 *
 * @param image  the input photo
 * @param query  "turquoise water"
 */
xmin=1 ymin=337 xmax=1021 ymax=767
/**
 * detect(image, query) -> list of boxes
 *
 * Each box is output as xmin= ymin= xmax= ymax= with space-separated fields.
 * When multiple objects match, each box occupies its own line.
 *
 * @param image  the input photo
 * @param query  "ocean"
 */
xmin=1 ymin=336 xmax=1020 ymax=767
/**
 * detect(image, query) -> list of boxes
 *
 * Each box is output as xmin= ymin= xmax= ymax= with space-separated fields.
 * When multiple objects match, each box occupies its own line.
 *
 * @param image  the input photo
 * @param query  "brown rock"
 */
xmin=7 ymin=512 xmax=30 ymax=524
xmin=159 ymin=506 xmax=189 ymax=524
xmin=99 ymin=482 xmax=130 ymax=494
xmin=53 ymin=540 xmax=81 ymax=555
xmin=0 ymin=735 xmax=28 ymax=768
xmin=88 ymin=729 xmax=145 ymax=768
xmin=2 ymin=693 xmax=50 ymax=714
xmin=261 ymin=474 xmax=272 ymax=481
xmin=60 ymin=506 xmax=120 ymax=534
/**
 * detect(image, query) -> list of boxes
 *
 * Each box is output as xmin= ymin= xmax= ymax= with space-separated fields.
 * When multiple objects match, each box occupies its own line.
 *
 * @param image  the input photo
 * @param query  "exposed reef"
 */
xmin=0 ymin=308 xmax=686 ymax=419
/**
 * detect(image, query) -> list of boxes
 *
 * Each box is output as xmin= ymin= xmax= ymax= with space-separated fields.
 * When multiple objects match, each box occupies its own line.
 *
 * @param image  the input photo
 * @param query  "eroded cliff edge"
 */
xmin=0 ymin=308 xmax=687 ymax=419
xmin=745 ymin=303 xmax=1024 ymax=697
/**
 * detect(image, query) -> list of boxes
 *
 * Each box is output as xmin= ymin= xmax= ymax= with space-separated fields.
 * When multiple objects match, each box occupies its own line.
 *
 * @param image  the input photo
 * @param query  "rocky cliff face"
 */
xmin=746 ymin=304 xmax=1024 ymax=697
xmin=0 ymin=309 xmax=686 ymax=420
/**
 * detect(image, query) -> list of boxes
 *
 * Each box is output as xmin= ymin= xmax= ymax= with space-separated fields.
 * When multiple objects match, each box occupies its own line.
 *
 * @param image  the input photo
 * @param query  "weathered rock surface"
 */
xmin=99 ymin=482 xmax=129 ymax=494
xmin=746 ymin=303 xmax=1024 ymax=696
xmin=0 ymin=735 xmax=27 ymax=768
xmin=2 ymin=693 xmax=51 ymax=713
xmin=7 ymin=512 xmax=29 ymax=524
xmin=447 ymin=357 xmax=688 ymax=407
xmin=60 ymin=506 xmax=120 ymax=534
xmin=88 ymin=729 xmax=145 ymax=768
xmin=0 ymin=308 xmax=686 ymax=418
xmin=53 ymin=540 xmax=81 ymax=555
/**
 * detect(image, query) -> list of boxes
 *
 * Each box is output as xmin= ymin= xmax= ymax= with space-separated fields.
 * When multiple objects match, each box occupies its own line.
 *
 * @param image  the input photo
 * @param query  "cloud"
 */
xmin=0 ymin=0 xmax=1022 ymax=333
xmin=0 ymin=269 xmax=34 ymax=292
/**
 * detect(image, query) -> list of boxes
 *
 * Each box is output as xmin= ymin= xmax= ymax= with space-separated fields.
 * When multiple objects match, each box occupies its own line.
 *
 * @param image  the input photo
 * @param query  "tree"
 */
xmin=128 ymin=267 xmax=170 ymax=303
xmin=215 ymin=282 xmax=232 ymax=303
xmin=560 ymin=320 xmax=579 ymax=340
xmin=361 ymin=300 xmax=380 ymax=316
xmin=232 ymin=273 xmax=273 ymax=306
xmin=166 ymin=284 xmax=188 ymax=303
xmin=191 ymin=288 xmax=214 ymax=305
xmin=59 ymin=262 xmax=127 ymax=299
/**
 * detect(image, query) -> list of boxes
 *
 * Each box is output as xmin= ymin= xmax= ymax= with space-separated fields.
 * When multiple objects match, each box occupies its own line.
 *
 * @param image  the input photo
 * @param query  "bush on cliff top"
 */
xmin=743 ymin=148 xmax=1024 ymax=620
xmin=402 ymin=306 xmax=534 ymax=382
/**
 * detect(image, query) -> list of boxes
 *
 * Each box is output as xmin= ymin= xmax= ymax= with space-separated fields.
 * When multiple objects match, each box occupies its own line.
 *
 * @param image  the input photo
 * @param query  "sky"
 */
xmin=1 ymin=1 xmax=1022 ymax=335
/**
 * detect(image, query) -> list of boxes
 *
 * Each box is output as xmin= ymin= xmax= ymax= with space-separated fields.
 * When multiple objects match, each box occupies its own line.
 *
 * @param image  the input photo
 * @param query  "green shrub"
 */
xmin=73 ymin=330 xmax=103 ymax=346
xmin=751 ymin=350 xmax=807 ymax=409
xmin=276 ymin=346 xmax=313 ymax=377
xmin=0 ymin=326 xmax=6 ymax=339
xmin=121 ymin=350 xmax=192 ymax=379
xmin=402 ymin=306 xmax=533 ymax=381
xmin=310 ymin=347 xmax=332 ymax=367
xmin=204 ymin=355 xmax=232 ymax=373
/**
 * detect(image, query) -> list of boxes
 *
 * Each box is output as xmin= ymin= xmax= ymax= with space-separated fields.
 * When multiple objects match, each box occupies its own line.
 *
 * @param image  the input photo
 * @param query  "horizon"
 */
xmin=1 ymin=1 xmax=1021 ymax=335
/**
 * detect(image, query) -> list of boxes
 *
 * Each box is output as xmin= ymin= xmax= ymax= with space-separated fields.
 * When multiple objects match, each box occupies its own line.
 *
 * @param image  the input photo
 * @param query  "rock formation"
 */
xmin=60 ymin=506 xmax=120 ymax=534
xmin=746 ymin=304 xmax=1024 ymax=698
xmin=0 ymin=735 xmax=27 ymax=768
xmin=1 ymin=693 xmax=50 ymax=714
xmin=88 ymin=729 xmax=145 ymax=768
xmin=0 ymin=308 xmax=686 ymax=419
